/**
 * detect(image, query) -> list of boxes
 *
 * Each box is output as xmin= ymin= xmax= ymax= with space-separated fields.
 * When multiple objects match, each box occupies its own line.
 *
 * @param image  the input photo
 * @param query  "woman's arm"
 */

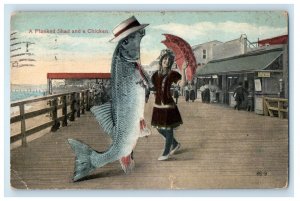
xmin=179 ymin=61 xmax=188 ymax=88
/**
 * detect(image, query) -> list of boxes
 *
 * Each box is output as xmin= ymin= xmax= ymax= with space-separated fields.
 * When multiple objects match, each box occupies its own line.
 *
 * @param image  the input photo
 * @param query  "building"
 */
xmin=192 ymin=40 xmax=223 ymax=67
xmin=212 ymin=35 xmax=249 ymax=60
xmin=258 ymin=34 xmax=288 ymax=46
xmin=196 ymin=43 xmax=288 ymax=114
xmin=192 ymin=35 xmax=253 ymax=68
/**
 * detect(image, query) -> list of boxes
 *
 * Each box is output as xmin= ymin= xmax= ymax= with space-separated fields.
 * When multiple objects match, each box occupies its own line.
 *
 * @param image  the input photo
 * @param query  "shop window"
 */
xmin=203 ymin=49 xmax=207 ymax=59
xmin=218 ymin=76 xmax=222 ymax=89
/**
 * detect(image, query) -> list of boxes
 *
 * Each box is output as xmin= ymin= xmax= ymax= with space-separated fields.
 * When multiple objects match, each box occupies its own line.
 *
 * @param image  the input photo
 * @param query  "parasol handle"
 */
xmin=183 ymin=60 xmax=188 ymax=70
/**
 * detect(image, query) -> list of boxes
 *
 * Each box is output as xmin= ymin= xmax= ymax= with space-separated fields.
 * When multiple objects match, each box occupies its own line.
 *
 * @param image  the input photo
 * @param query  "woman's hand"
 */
xmin=183 ymin=61 xmax=188 ymax=70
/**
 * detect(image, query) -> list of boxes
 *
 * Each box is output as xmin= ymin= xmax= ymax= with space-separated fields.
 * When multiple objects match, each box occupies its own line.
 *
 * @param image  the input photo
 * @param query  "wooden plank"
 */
xmin=268 ymin=106 xmax=279 ymax=111
xmin=265 ymin=101 xmax=274 ymax=117
xmin=264 ymin=97 xmax=288 ymax=102
xmin=26 ymin=121 xmax=54 ymax=137
xmin=268 ymin=107 xmax=288 ymax=112
xmin=10 ymin=115 xmax=21 ymax=124
xmin=57 ymin=104 xmax=63 ymax=110
xmin=10 ymin=133 xmax=23 ymax=143
xmin=19 ymin=104 xmax=27 ymax=147
xmin=11 ymin=107 xmax=54 ymax=124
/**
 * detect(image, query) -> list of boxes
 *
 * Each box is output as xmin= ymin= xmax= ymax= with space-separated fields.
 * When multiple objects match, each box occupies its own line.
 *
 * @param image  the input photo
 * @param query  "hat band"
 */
xmin=114 ymin=20 xmax=141 ymax=37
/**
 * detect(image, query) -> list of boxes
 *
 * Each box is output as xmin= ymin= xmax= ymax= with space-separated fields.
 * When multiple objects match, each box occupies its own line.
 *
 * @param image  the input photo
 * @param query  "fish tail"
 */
xmin=67 ymin=139 xmax=97 ymax=182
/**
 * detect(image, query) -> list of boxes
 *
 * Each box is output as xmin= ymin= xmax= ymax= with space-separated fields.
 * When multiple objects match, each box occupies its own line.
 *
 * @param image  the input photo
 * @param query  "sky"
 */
xmin=10 ymin=11 xmax=288 ymax=85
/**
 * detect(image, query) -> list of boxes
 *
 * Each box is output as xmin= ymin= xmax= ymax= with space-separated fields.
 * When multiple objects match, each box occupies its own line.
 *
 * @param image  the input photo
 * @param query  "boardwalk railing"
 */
xmin=263 ymin=96 xmax=288 ymax=119
xmin=10 ymin=90 xmax=93 ymax=146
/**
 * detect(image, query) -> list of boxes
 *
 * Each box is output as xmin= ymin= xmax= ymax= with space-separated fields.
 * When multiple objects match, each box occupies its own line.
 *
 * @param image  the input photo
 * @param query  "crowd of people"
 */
xmin=184 ymin=83 xmax=196 ymax=102
xmin=89 ymin=81 xmax=111 ymax=106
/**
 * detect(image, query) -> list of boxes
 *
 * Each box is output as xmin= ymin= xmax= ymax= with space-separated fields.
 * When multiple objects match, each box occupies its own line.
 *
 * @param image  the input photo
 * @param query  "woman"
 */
xmin=151 ymin=49 xmax=183 ymax=161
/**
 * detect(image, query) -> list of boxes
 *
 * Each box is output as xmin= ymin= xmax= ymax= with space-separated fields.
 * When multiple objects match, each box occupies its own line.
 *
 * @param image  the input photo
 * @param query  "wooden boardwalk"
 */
xmin=10 ymin=95 xmax=289 ymax=189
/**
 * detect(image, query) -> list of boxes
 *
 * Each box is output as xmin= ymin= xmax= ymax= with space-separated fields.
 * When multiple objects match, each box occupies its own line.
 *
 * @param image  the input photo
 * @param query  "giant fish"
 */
xmin=68 ymin=16 xmax=151 ymax=181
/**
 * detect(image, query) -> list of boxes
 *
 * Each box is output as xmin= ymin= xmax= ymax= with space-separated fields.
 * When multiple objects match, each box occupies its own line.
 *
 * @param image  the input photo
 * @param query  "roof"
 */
xmin=196 ymin=49 xmax=283 ymax=76
xmin=192 ymin=40 xmax=223 ymax=49
xmin=258 ymin=35 xmax=288 ymax=46
xmin=47 ymin=73 xmax=111 ymax=79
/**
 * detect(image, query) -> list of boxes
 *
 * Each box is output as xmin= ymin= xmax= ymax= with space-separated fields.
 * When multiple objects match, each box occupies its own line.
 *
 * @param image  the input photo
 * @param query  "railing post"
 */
xmin=70 ymin=92 xmax=75 ymax=121
xmin=278 ymin=100 xmax=283 ymax=119
xmin=90 ymin=89 xmax=95 ymax=107
xmin=76 ymin=92 xmax=80 ymax=117
xmin=62 ymin=95 xmax=68 ymax=127
xmin=81 ymin=91 xmax=85 ymax=115
xmin=263 ymin=96 xmax=269 ymax=116
xmin=76 ymin=92 xmax=81 ymax=118
xmin=51 ymin=98 xmax=60 ymax=132
xmin=86 ymin=90 xmax=90 ymax=111
xmin=20 ymin=104 xmax=27 ymax=147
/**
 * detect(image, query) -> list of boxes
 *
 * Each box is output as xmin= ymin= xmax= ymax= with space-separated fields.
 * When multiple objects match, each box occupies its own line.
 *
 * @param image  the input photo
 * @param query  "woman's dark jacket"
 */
xmin=151 ymin=70 xmax=183 ymax=129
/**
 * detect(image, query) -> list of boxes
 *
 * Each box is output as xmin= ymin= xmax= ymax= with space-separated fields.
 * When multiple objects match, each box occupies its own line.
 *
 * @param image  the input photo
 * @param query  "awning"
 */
xmin=196 ymin=49 xmax=283 ymax=76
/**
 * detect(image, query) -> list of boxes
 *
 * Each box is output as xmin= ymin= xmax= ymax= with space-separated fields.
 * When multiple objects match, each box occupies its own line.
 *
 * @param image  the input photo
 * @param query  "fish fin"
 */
xmin=91 ymin=102 xmax=114 ymax=137
xmin=139 ymin=119 xmax=151 ymax=137
xmin=68 ymin=139 xmax=96 ymax=182
xmin=119 ymin=153 xmax=135 ymax=174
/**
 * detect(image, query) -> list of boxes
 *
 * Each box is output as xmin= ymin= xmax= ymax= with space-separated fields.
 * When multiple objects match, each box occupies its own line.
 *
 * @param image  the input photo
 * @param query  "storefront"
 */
xmin=196 ymin=46 xmax=287 ymax=113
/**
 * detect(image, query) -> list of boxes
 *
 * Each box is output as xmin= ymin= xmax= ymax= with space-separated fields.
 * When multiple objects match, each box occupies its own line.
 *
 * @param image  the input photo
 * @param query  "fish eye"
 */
xmin=139 ymin=29 xmax=145 ymax=36
xmin=122 ymin=39 xmax=128 ymax=45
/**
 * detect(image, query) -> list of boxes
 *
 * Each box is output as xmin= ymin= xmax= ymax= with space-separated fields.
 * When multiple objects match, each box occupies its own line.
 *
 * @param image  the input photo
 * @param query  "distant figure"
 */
xmin=189 ymin=83 xmax=196 ymax=102
xmin=203 ymin=88 xmax=210 ymax=103
xmin=173 ymin=85 xmax=180 ymax=104
xmin=233 ymin=82 xmax=248 ymax=110
xmin=145 ymin=86 xmax=150 ymax=103
xmin=93 ymin=82 xmax=102 ymax=105
xmin=184 ymin=84 xmax=190 ymax=102
xmin=200 ymin=84 xmax=210 ymax=103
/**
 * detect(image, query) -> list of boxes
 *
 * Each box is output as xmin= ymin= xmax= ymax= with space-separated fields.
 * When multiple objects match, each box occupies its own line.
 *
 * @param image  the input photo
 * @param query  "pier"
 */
xmin=10 ymin=95 xmax=288 ymax=189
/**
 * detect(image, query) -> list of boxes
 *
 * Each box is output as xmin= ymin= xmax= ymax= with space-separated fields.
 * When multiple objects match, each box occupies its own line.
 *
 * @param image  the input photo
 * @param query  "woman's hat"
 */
xmin=109 ymin=16 xmax=149 ymax=43
xmin=159 ymin=49 xmax=175 ymax=59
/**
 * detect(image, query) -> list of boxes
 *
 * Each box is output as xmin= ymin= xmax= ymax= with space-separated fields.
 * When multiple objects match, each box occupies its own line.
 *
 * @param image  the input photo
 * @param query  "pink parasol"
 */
xmin=161 ymin=34 xmax=197 ymax=81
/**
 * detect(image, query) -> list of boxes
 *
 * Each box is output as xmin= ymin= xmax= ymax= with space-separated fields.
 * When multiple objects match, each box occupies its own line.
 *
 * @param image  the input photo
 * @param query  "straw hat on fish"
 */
xmin=109 ymin=16 xmax=149 ymax=43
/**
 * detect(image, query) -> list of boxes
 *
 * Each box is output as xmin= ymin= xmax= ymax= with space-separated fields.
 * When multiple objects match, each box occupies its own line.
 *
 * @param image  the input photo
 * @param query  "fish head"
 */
xmin=119 ymin=29 xmax=145 ymax=62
